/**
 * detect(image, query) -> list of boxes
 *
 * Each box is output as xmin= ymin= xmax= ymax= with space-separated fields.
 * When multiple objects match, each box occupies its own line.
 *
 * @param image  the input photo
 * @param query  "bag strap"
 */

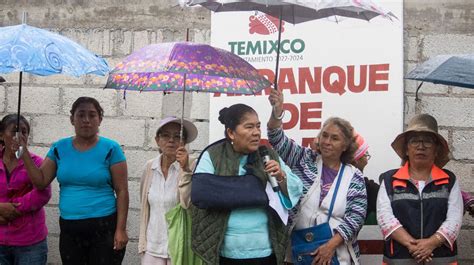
xmin=326 ymin=164 xmax=345 ymax=222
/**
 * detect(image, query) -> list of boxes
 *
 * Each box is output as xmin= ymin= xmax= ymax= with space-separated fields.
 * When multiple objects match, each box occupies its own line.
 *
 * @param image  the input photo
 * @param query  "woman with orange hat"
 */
xmin=376 ymin=114 xmax=463 ymax=265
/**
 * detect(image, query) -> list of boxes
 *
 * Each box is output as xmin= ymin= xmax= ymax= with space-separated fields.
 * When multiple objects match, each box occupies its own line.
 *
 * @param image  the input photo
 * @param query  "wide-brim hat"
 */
xmin=156 ymin=116 xmax=198 ymax=144
xmin=391 ymin=114 xmax=450 ymax=167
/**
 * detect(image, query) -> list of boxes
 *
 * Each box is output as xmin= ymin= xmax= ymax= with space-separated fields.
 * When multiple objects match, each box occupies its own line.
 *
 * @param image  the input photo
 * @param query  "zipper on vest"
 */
xmin=420 ymin=191 xmax=424 ymax=239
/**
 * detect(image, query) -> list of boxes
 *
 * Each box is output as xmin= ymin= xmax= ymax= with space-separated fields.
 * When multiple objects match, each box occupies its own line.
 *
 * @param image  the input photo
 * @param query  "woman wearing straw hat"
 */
xmin=377 ymin=114 xmax=463 ymax=265
xmin=138 ymin=116 xmax=198 ymax=265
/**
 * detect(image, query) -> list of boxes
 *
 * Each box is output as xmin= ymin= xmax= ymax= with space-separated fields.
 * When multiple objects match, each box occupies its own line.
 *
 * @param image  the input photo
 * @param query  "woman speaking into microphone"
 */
xmin=178 ymin=103 xmax=303 ymax=265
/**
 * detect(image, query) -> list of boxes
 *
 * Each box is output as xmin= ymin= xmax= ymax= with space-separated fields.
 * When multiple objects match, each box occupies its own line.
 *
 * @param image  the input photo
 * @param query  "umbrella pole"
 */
xmin=273 ymin=7 xmax=283 ymax=91
xmin=415 ymin=81 xmax=423 ymax=101
xmin=15 ymin=71 xmax=24 ymax=158
xmin=180 ymin=73 xmax=186 ymax=144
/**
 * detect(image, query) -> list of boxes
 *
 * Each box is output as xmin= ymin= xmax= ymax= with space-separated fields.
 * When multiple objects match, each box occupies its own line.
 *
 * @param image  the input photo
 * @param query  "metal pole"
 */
xmin=180 ymin=73 xmax=187 ymax=143
xmin=273 ymin=7 xmax=283 ymax=90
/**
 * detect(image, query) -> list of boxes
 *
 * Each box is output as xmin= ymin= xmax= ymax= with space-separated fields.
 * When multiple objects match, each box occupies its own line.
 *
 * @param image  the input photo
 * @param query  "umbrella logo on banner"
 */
xmin=249 ymin=14 xmax=285 ymax=35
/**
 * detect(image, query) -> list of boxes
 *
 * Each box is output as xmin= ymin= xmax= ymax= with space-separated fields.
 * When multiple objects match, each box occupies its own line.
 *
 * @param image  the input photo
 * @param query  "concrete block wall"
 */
xmin=405 ymin=1 xmax=474 ymax=264
xmin=0 ymin=0 xmax=473 ymax=264
xmin=0 ymin=2 xmax=210 ymax=264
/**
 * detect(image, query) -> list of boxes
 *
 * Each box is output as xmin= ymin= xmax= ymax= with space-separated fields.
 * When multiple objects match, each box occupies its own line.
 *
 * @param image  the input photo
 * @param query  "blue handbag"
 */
xmin=291 ymin=165 xmax=345 ymax=265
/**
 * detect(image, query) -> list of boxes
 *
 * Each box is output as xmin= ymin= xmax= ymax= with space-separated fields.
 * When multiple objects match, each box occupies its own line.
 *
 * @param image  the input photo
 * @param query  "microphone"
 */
xmin=258 ymin=146 xmax=280 ymax=192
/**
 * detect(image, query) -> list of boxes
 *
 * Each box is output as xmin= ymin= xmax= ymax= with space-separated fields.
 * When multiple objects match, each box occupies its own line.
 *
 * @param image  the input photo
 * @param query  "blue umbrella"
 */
xmin=0 ymin=24 xmax=109 ymax=76
xmin=405 ymin=54 xmax=474 ymax=100
xmin=0 ymin=23 xmax=109 ymax=156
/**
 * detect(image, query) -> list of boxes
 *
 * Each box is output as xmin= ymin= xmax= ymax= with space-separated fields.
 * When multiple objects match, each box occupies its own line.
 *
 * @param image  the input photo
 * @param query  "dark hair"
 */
xmin=218 ymin=104 xmax=257 ymax=139
xmin=318 ymin=117 xmax=357 ymax=164
xmin=0 ymin=114 xmax=30 ymax=145
xmin=70 ymin=97 xmax=104 ymax=119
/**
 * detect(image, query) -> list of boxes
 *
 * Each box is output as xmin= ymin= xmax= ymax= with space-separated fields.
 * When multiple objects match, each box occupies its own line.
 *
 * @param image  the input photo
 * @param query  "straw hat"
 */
xmin=156 ymin=116 xmax=198 ymax=144
xmin=391 ymin=114 xmax=450 ymax=167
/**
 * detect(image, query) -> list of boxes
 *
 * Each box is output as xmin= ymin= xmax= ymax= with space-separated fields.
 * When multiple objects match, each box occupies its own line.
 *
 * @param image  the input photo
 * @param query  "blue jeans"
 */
xmin=0 ymin=239 xmax=48 ymax=265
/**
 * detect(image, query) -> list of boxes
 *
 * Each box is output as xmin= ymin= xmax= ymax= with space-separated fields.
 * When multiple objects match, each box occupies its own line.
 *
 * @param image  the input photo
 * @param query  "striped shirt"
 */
xmin=268 ymin=127 xmax=367 ymax=259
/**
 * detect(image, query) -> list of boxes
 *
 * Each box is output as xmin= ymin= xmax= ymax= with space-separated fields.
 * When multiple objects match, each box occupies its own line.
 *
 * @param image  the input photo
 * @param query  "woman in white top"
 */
xmin=138 ymin=117 xmax=198 ymax=265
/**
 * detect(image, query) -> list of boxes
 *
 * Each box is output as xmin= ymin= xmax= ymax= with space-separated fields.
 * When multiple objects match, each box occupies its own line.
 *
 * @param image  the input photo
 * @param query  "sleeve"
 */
xmin=335 ymin=171 xmax=367 ymax=242
xmin=277 ymin=157 xmax=303 ymax=209
xmin=436 ymin=179 xmax=463 ymax=248
xmin=139 ymin=160 xmax=151 ymax=202
xmin=178 ymin=159 xmax=197 ymax=209
xmin=461 ymin=190 xmax=474 ymax=212
xmin=109 ymin=141 xmax=126 ymax=165
xmin=376 ymin=181 xmax=402 ymax=240
xmin=267 ymin=126 xmax=314 ymax=168
xmin=14 ymin=156 xmax=52 ymax=213
xmin=46 ymin=142 xmax=58 ymax=163
xmin=193 ymin=151 xmax=215 ymax=174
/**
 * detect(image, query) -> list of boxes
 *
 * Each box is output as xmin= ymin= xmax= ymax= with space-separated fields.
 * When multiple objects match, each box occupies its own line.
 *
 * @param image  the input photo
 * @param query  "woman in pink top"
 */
xmin=0 ymin=114 xmax=51 ymax=265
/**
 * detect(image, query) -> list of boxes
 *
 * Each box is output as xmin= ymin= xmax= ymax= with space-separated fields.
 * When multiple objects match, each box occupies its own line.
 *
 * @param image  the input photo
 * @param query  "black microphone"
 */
xmin=258 ymin=146 xmax=280 ymax=192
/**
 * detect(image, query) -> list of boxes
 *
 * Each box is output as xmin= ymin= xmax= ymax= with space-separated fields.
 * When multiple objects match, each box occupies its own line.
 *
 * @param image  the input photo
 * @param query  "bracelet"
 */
xmin=434 ymin=233 xmax=444 ymax=246
xmin=272 ymin=107 xmax=285 ymax=120
xmin=277 ymin=174 xmax=287 ymax=183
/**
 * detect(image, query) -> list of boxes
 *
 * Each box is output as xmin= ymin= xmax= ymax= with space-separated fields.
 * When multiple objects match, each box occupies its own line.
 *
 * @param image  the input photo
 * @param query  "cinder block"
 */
xmin=62 ymin=87 xmax=118 ymax=117
xmin=47 ymin=179 xmax=60 ymax=206
xmin=190 ymin=92 xmax=210 ymax=120
xmin=127 ymin=210 xmax=140 ymax=240
xmin=423 ymin=34 xmax=474 ymax=58
xmin=45 ymin=206 xmax=60 ymax=236
xmin=31 ymin=115 xmax=74 ymax=145
xmin=123 ymin=241 xmax=140 ymax=265
xmin=457 ymin=229 xmax=474 ymax=260
xmin=160 ymin=92 xmax=191 ymax=118
xmin=100 ymin=118 xmax=146 ymax=147
xmin=416 ymin=96 xmax=474 ymax=127
xmin=192 ymin=28 xmax=211 ymax=44
xmin=189 ymin=121 xmax=210 ymax=152
xmin=86 ymin=28 xmax=112 ymax=56
xmin=28 ymin=146 xmax=50 ymax=159
xmin=128 ymin=180 xmax=141 ymax=210
xmin=119 ymin=91 xmax=163 ymax=118
xmin=453 ymin=130 xmax=474 ymax=160
xmin=405 ymin=36 xmax=419 ymax=61
xmin=404 ymin=95 xmax=417 ymax=122
xmin=112 ymin=30 xmax=133 ymax=56
xmin=29 ymin=73 xmax=87 ymax=86
xmin=452 ymin=86 xmax=474 ymax=95
xmin=6 ymin=86 xmax=60 ymax=115
xmin=47 ymin=235 xmax=61 ymax=265
xmin=404 ymin=80 xmax=448 ymax=95
xmin=444 ymin=161 xmax=474 ymax=192
xmin=122 ymin=149 xmax=157 ymax=180
xmin=0 ymin=85 xmax=5 ymax=112
xmin=132 ymin=30 xmax=150 ymax=52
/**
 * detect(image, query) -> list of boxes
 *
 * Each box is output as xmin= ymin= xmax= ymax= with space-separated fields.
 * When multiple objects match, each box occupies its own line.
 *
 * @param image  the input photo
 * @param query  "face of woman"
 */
xmin=405 ymin=132 xmax=437 ymax=167
xmin=228 ymin=112 xmax=261 ymax=154
xmin=1 ymin=122 xmax=28 ymax=153
xmin=319 ymin=124 xmax=347 ymax=162
xmin=70 ymin=103 xmax=102 ymax=139
xmin=156 ymin=123 xmax=182 ymax=157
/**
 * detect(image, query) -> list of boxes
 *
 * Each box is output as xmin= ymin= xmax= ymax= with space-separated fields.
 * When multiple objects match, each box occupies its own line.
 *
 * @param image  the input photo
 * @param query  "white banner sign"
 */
xmin=209 ymin=0 xmax=403 ymax=180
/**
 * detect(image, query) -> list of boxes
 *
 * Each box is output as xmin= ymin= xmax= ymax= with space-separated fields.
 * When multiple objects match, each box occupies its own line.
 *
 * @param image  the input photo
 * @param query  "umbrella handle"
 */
xmin=15 ymin=132 xmax=24 ymax=159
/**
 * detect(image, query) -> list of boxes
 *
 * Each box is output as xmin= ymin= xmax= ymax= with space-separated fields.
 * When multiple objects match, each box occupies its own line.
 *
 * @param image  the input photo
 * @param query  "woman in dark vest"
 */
xmin=181 ymin=103 xmax=303 ymax=265
xmin=377 ymin=114 xmax=463 ymax=265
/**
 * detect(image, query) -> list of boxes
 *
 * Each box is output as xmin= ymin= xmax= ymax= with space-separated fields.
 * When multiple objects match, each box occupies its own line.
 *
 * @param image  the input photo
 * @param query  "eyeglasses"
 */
xmin=408 ymin=137 xmax=436 ymax=148
xmin=364 ymin=152 xmax=371 ymax=161
xmin=159 ymin=133 xmax=182 ymax=142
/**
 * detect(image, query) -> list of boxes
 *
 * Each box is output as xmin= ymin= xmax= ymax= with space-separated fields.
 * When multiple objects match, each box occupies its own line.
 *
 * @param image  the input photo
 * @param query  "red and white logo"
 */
xmin=249 ymin=14 xmax=285 ymax=35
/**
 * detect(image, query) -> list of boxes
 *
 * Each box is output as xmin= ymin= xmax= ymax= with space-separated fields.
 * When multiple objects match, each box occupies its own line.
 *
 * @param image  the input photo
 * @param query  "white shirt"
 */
xmin=145 ymin=155 xmax=180 ymax=258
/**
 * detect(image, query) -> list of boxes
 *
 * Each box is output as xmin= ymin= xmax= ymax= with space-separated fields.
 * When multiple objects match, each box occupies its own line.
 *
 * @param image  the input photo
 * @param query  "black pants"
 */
xmin=220 ymin=254 xmax=277 ymax=265
xmin=59 ymin=213 xmax=125 ymax=265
